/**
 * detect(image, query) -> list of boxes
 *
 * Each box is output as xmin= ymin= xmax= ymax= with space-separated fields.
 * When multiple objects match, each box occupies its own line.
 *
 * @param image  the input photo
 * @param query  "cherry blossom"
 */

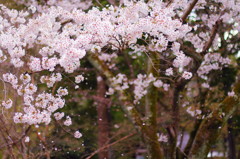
xmin=74 ymin=131 xmax=82 ymax=139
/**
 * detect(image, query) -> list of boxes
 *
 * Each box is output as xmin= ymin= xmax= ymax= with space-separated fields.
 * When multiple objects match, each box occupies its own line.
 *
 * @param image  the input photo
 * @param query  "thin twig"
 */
xmin=0 ymin=126 xmax=31 ymax=149
xmin=86 ymin=132 xmax=136 ymax=159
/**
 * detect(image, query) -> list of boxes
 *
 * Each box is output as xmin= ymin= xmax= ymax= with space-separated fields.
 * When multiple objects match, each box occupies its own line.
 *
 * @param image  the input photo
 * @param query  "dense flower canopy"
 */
xmin=0 ymin=0 xmax=240 ymax=158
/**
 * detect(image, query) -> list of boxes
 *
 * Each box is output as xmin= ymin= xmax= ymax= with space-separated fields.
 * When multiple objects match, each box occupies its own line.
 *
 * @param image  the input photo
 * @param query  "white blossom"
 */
xmin=165 ymin=68 xmax=173 ymax=76
xmin=158 ymin=134 xmax=168 ymax=142
xmin=2 ymin=99 xmax=13 ymax=109
xmin=74 ymin=131 xmax=82 ymax=138
xmin=57 ymin=87 xmax=68 ymax=96
xmin=24 ymin=136 xmax=30 ymax=142
xmin=228 ymin=91 xmax=235 ymax=97
xmin=64 ymin=116 xmax=72 ymax=126
xmin=75 ymin=75 xmax=84 ymax=84
xmin=54 ymin=112 xmax=65 ymax=120
xmin=182 ymin=71 xmax=192 ymax=80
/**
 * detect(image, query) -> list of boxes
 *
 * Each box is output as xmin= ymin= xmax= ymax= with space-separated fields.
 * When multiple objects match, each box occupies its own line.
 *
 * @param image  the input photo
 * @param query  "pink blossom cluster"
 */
xmin=198 ymin=53 xmax=231 ymax=79
xmin=107 ymin=73 xmax=171 ymax=103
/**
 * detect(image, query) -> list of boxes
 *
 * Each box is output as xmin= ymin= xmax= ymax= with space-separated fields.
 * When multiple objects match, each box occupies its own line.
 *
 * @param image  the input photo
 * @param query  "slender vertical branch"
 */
xmin=181 ymin=0 xmax=199 ymax=23
xmin=227 ymin=119 xmax=236 ymax=159
xmin=96 ymin=75 xmax=110 ymax=159
xmin=144 ymin=53 xmax=163 ymax=159
xmin=145 ymin=53 xmax=159 ymax=127
xmin=123 ymin=50 xmax=135 ymax=78
xmin=201 ymin=19 xmax=222 ymax=56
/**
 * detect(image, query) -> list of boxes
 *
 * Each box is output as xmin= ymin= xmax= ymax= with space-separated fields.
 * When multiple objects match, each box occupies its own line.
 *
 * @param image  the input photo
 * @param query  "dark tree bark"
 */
xmin=97 ymin=75 xmax=110 ymax=159
xmin=228 ymin=119 xmax=236 ymax=159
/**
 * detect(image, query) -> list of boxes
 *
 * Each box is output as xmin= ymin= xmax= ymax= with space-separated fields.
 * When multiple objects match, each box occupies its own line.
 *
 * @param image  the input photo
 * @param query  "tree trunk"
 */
xmin=144 ymin=52 xmax=163 ymax=159
xmin=228 ymin=119 xmax=236 ymax=159
xmin=97 ymin=75 xmax=110 ymax=159
xmin=145 ymin=131 xmax=163 ymax=159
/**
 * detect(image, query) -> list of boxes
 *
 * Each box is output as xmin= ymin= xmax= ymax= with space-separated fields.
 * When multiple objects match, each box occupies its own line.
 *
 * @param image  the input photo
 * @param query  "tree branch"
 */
xmin=180 ymin=45 xmax=202 ymax=63
xmin=188 ymin=81 xmax=240 ymax=158
xmin=201 ymin=19 xmax=222 ymax=56
xmin=0 ymin=126 xmax=31 ymax=149
xmin=145 ymin=53 xmax=163 ymax=158
xmin=106 ymin=0 xmax=116 ymax=6
xmin=181 ymin=0 xmax=199 ymax=23
xmin=86 ymin=132 xmax=136 ymax=159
